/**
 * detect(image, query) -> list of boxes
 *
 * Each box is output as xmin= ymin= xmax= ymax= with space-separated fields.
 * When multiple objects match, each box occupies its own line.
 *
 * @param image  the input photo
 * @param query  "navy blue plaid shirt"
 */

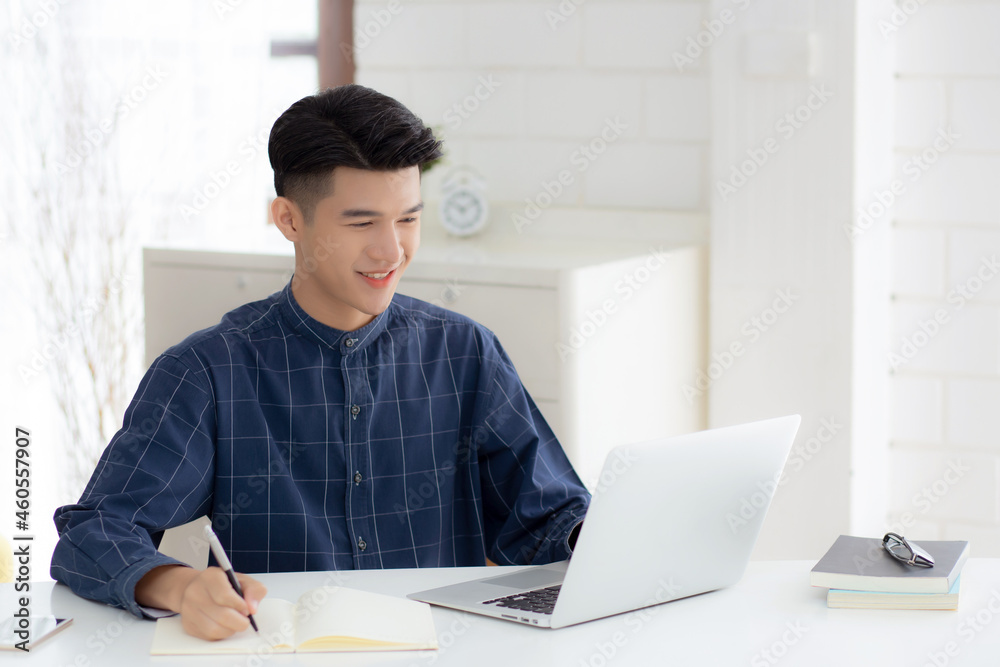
xmin=51 ymin=281 xmax=590 ymax=618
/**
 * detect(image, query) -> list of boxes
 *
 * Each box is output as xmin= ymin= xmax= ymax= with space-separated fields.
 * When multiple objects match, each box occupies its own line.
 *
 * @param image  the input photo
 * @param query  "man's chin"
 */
xmin=359 ymin=296 xmax=396 ymax=320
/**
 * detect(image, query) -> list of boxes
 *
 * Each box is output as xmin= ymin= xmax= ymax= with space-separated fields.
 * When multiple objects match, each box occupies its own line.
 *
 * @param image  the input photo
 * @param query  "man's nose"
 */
xmin=368 ymin=224 xmax=403 ymax=264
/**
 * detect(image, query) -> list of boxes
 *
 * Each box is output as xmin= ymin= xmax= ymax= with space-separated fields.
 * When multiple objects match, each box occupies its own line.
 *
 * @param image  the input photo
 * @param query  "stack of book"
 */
xmin=810 ymin=535 xmax=970 ymax=610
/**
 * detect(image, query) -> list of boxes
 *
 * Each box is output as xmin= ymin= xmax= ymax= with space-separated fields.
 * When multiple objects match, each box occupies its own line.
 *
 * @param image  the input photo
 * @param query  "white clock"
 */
xmin=439 ymin=168 xmax=489 ymax=237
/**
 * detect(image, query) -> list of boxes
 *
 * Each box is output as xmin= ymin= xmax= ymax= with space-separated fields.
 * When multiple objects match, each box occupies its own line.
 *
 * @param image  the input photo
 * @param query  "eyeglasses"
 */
xmin=882 ymin=532 xmax=935 ymax=568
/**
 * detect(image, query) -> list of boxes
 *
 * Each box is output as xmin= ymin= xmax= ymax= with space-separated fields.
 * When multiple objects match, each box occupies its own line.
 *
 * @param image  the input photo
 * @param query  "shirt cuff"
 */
xmin=566 ymin=519 xmax=585 ymax=553
xmin=138 ymin=605 xmax=179 ymax=619
xmin=538 ymin=506 xmax=588 ymax=563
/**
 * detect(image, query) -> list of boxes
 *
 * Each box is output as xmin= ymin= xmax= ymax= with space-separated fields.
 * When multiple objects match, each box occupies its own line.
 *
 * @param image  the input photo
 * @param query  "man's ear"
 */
xmin=271 ymin=196 xmax=305 ymax=241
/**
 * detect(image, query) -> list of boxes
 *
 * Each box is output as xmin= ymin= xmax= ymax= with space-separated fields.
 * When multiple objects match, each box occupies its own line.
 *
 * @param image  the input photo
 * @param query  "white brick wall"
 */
xmin=953 ymin=80 xmax=1000 ymax=152
xmin=892 ymin=375 xmax=943 ymax=443
xmin=894 ymin=80 xmax=946 ymax=148
xmin=891 ymin=1 xmax=1000 ymax=553
xmin=895 ymin=4 xmax=1000 ymax=76
xmin=355 ymin=0 xmax=1000 ymax=555
xmin=354 ymin=0 xmax=710 ymax=245
xmin=892 ymin=228 xmax=946 ymax=296
xmin=890 ymin=451 xmax=998 ymax=525
xmin=948 ymin=379 xmax=1000 ymax=448
xmin=582 ymin=4 xmax=706 ymax=70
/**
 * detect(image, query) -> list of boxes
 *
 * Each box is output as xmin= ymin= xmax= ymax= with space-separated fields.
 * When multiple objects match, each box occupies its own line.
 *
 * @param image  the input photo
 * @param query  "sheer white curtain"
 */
xmin=0 ymin=0 xmax=317 ymax=576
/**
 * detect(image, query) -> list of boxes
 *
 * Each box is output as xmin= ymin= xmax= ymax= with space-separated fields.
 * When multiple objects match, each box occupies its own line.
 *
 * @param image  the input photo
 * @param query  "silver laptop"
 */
xmin=408 ymin=415 xmax=801 ymax=628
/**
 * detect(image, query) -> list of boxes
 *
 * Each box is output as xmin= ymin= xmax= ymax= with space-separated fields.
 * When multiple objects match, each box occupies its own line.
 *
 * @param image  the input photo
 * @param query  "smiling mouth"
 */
xmin=357 ymin=265 xmax=402 ymax=285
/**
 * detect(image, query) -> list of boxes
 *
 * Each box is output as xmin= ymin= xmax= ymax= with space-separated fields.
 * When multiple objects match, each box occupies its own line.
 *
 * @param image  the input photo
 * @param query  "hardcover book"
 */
xmin=810 ymin=535 xmax=969 ymax=594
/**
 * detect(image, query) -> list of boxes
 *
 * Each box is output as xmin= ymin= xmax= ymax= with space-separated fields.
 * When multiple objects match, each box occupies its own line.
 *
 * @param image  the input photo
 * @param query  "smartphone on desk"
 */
xmin=0 ymin=615 xmax=73 ymax=651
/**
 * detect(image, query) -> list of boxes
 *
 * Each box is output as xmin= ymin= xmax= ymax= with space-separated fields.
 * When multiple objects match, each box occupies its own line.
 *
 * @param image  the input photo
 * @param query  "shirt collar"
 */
xmin=277 ymin=279 xmax=389 ymax=355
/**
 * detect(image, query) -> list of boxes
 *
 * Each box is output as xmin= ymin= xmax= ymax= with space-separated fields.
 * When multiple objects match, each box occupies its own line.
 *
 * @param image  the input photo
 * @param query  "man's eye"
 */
xmin=399 ymin=217 xmax=418 ymax=223
xmin=349 ymin=221 xmax=373 ymax=228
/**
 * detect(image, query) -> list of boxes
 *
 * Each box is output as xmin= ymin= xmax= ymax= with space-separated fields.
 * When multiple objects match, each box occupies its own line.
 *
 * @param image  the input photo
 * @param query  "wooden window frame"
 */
xmin=269 ymin=0 xmax=354 ymax=89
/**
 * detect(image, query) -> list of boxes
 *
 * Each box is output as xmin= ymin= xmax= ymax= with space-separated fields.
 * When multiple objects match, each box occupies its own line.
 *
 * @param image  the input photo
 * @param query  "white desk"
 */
xmin=4 ymin=560 xmax=1000 ymax=666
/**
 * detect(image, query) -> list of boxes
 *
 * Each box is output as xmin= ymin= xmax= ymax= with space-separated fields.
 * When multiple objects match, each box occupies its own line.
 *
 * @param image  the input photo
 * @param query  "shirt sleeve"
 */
xmin=475 ymin=334 xmax=590 ymax=565
xmin=50 ymin=353 xmax=217 ymax=618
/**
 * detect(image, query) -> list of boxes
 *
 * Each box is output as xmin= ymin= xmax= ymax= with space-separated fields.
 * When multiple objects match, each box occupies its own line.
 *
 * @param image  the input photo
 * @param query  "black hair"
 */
xmin=268 ymin=84 xmax=444 ymax=221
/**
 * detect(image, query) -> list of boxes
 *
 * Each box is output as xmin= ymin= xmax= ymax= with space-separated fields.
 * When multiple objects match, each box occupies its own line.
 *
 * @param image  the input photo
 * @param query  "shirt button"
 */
xmin=345 ymin=338 xmax=355 ymax=348
xmin=358 ymin=537 xmax=367 ymax=551
xmin=354 ymin=471 xmax=363 ymax=484
xmin=350 ymin=404 xmax=360 ymax=417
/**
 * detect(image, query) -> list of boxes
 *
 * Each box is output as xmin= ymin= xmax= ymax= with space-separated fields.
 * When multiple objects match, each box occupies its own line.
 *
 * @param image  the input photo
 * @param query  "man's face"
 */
xmin=284 ymin=165 xmax=422 ymax=331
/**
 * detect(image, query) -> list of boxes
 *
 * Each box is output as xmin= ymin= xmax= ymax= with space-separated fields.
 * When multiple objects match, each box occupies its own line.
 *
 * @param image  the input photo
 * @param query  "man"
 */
xmin=51 ymin=84 xmax=590 ymax=640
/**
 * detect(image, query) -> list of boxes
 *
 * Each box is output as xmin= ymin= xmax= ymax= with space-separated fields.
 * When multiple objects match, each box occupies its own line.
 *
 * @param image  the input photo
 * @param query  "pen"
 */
xmin=203 ymin=525 xmax=259 ymax=633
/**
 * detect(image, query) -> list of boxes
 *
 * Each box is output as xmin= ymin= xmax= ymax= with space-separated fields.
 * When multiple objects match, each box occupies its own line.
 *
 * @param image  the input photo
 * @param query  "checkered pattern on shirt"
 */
xmin=51 ymin=281 xmax=590 ymax=618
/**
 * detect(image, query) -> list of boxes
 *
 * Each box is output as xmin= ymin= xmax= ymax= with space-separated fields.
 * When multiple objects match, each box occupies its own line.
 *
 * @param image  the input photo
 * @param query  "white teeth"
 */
xmin=361 ymin=271 xmax=390 ymax=279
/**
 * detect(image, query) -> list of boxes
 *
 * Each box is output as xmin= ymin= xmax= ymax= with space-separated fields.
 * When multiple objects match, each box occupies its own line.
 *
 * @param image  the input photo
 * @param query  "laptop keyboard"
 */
xmin=482 ymin=585 xmax=562 ymax=615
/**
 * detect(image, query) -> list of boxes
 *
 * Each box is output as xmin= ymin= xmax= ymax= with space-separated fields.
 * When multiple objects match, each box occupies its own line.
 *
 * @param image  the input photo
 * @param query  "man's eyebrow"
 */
xmin=339 ymin=202 xmax=424 ymax=218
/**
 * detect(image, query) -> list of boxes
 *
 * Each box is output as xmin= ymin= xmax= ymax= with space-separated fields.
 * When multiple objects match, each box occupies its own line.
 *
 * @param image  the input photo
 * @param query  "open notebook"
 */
xmin=150 ymin=586 xmax=438 ymax=655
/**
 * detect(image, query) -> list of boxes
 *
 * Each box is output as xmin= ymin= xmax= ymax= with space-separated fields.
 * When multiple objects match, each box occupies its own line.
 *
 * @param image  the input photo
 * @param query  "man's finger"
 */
xmin=234 ymin=573 xmax=268 ymax=614
xmin=207 ymin=605 xmax=253 ymax=635
xmin=203 ymin=569 xmax=250 ymax=614
xmin=183 ymin=602 xmax=249 ymax=640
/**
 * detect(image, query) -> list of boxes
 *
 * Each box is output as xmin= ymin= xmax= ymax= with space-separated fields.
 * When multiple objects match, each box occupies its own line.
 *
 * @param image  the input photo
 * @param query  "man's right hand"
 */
xmin=135 ymin=564 xmax=268 ymax=640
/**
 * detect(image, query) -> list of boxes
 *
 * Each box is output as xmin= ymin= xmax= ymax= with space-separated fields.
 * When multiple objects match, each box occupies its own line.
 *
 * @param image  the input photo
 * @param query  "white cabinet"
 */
xmin=143 ymin=238 xmax=706 ymax=487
